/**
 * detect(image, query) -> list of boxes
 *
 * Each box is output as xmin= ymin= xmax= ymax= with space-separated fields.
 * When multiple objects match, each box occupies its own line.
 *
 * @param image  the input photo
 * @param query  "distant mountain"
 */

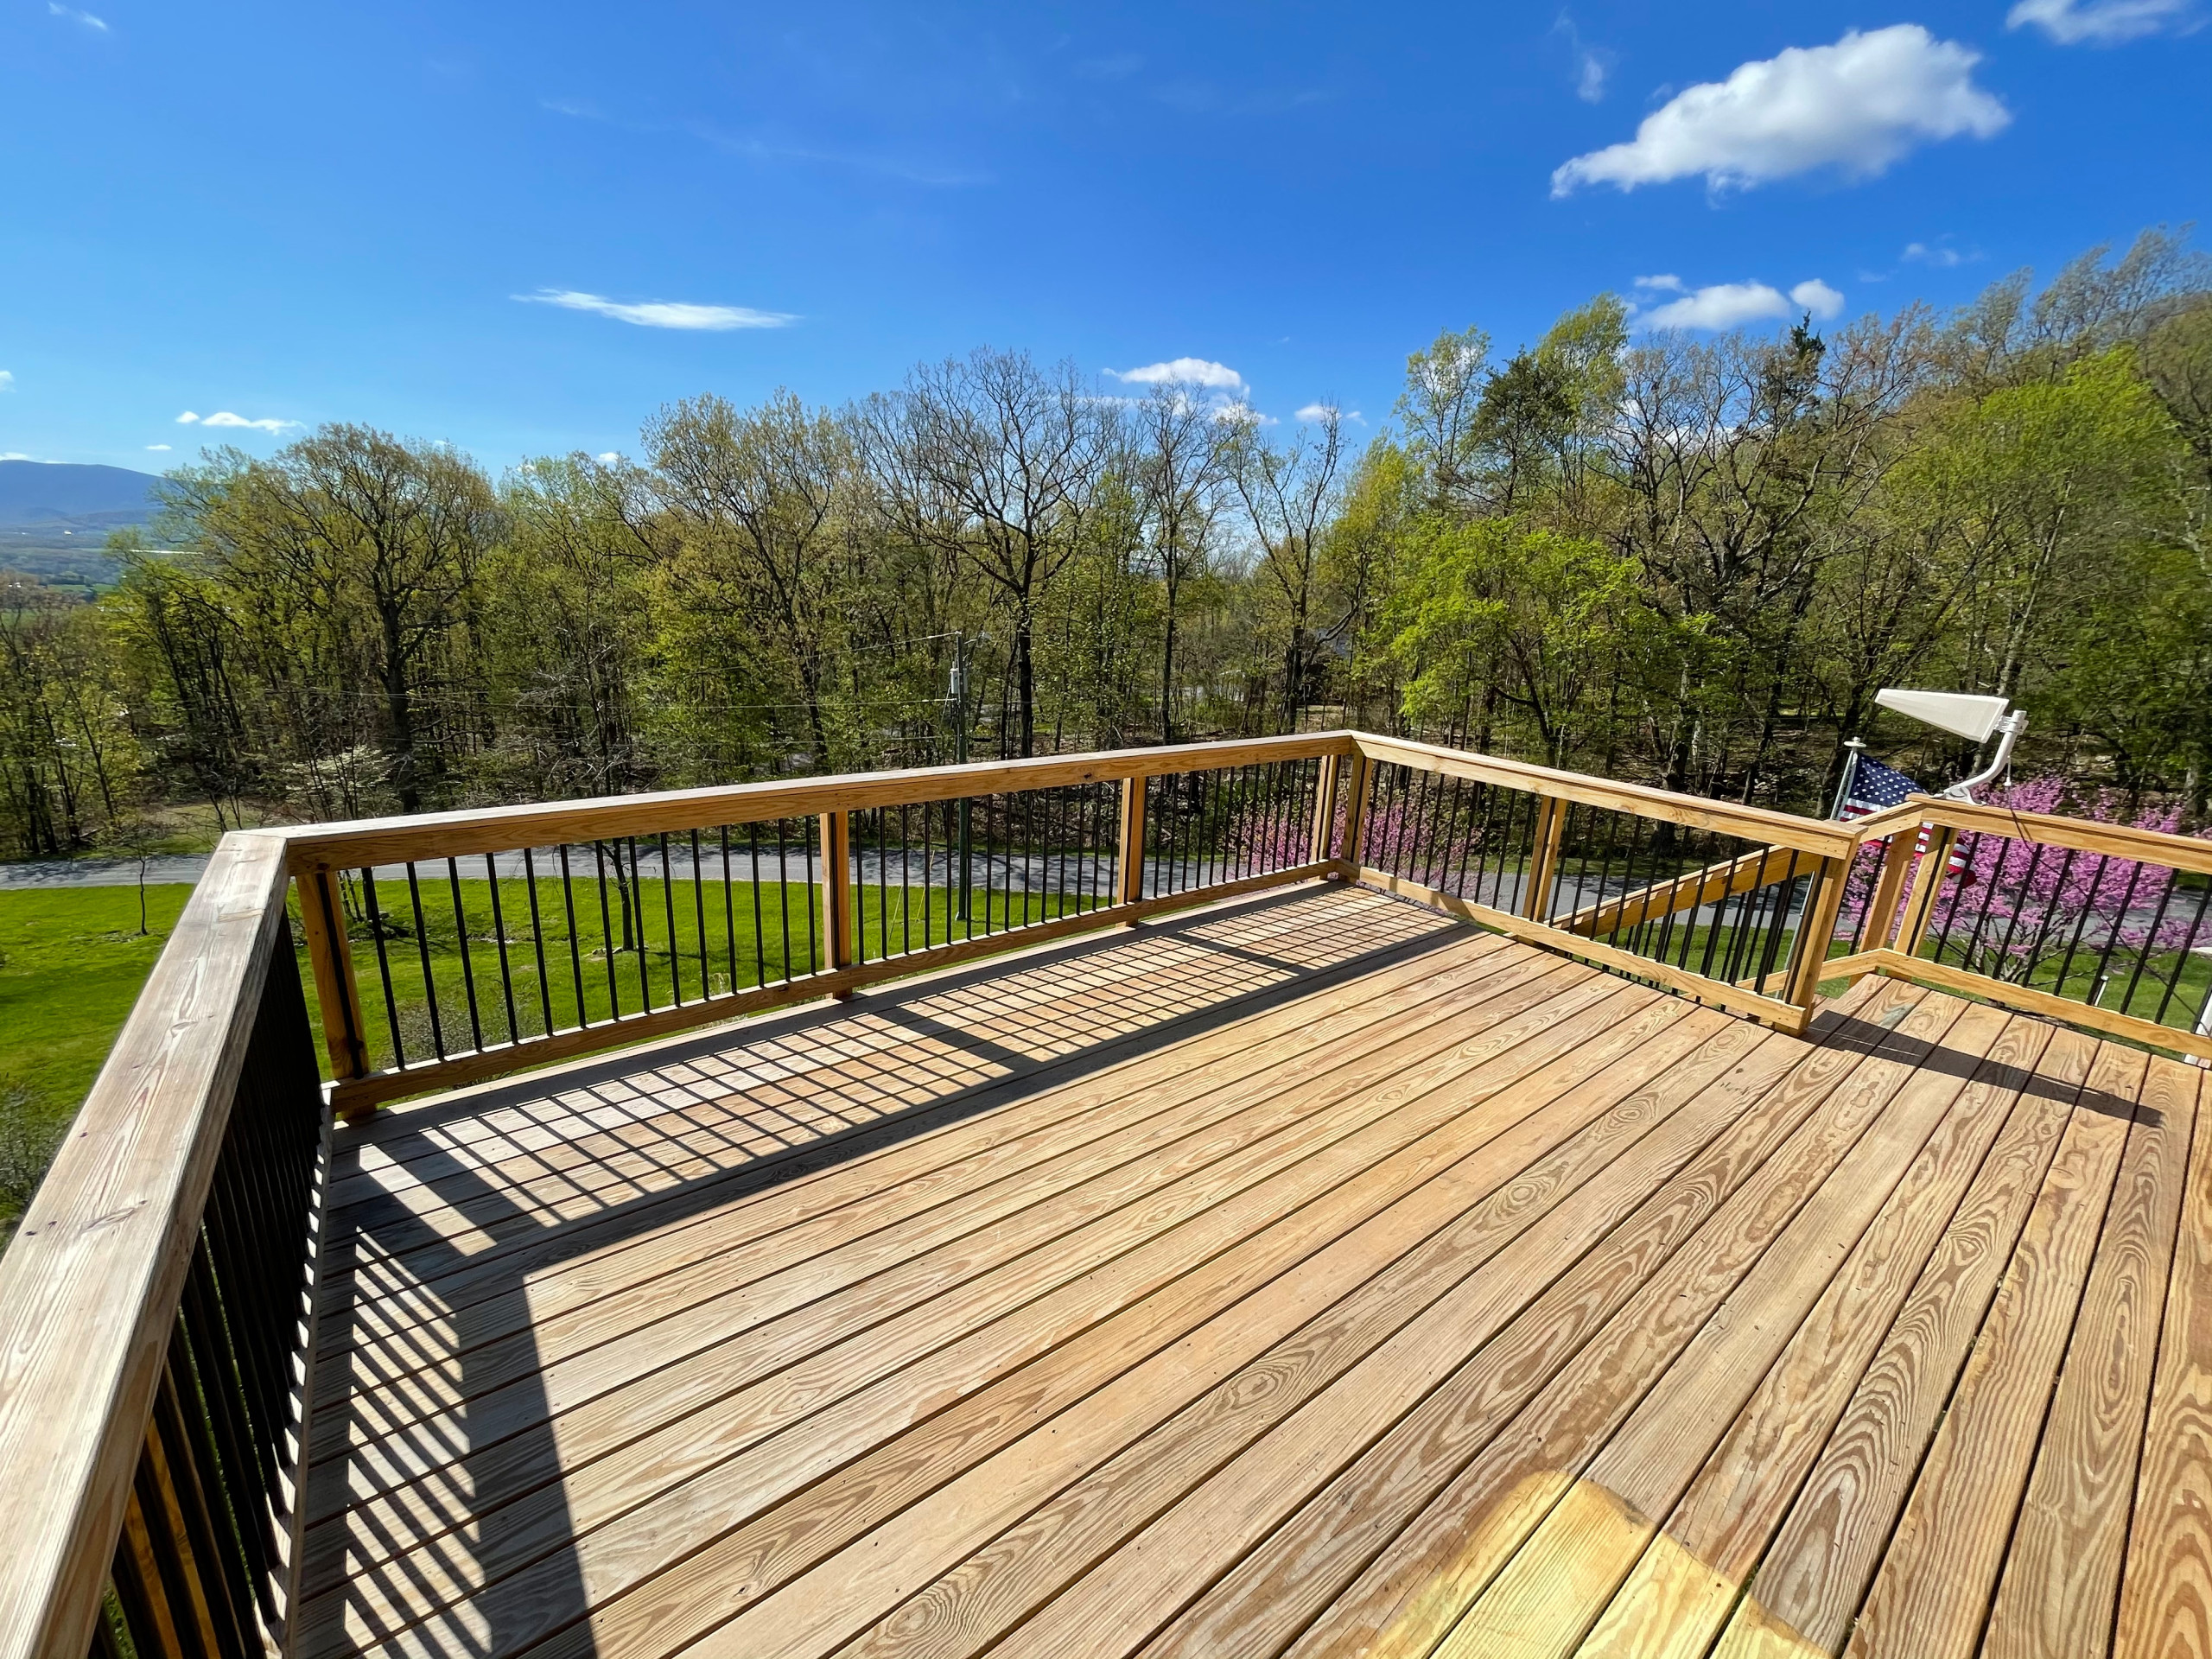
xmin=0 ymin=461 xmax=163 ymax=531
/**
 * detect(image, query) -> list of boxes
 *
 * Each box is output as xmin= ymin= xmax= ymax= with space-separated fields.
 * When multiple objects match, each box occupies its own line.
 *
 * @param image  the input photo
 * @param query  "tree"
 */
xmin=487 ymin=454 xmax=664 ymax=796
xmin=650 ymin=391 xmax=856 ymax=772
xmin=860 ymin=350 xmax=1114 ymax=757
xmin=1130 ymin=385 xmax=1229 ymax=741
xmin=162 ymin=426 xmax=502 ymax=813
xmin=1227 ymin=406 xmax=1347 ymax=729
xmin=1386 ymin=518 xmax=1642 ymax=764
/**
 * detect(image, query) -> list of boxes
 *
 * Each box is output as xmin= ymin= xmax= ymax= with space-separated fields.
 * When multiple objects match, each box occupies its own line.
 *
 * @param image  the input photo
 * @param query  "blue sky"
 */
xmin=3 ymin=0 xmax=2208 ymax=471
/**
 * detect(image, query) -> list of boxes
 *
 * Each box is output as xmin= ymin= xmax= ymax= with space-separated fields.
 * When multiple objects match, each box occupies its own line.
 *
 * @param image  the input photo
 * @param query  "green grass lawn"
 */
xmin=323 ymin=872 xmax=1104 ymax=1073
xmin=0 ymin=883 xmax=195 ymax=1235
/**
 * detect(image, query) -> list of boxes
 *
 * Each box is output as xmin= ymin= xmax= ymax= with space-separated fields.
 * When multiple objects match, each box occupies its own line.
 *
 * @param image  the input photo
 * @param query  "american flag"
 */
xmin=1839 ymin=754 xmax=1920 ymax=819
xmin=1837 ymin=753 xmax=1970 ymax=877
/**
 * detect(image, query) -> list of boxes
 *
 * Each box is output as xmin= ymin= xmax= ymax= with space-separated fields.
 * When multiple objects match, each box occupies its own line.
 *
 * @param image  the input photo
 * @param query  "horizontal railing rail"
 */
xmin=1343 ymin=742 xmax=1849 ymax=1032
xmin=9 ymin=727 xmax=2212 ymax=1659
xmin=286 ymin=734 xmax=1354 ymax=1116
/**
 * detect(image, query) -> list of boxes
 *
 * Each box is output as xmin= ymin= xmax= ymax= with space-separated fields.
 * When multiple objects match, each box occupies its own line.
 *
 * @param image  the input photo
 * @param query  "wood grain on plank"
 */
xmin=1707 ymin=1025 xmax=2101 ymax=1659
xmin=1438 ymin=1002 xmax=2016 ymax=1658
xmin=1067 ymin=983 xmax=1918 ymax=1659
xmin=1841 ymin=1041 xmax=2149 ymax=1659
xmin=308 ymin=948 xmax=1568 ymax=1473
xmin=2114 ymin=1062 xmax=2212 ymax=1659
xmin=324 ymin=911 xmax=1510 ymax=1358
xmin=0 ymin=833 xmax=297 ymax=1659
xmin=820 ymin=1004 xmax=1742 ymax=1659
xmin=305 ymin=957 xmax=1600 ymax=1526
xmin=1982 ymin=1052 xmax=2199 ymax=1658
xmin=325 ymin=893 xmax=1444 ymax=1256
xmin=1254 ymin=983 xmax=1942 ymax=1659
xmin=652 ymin=995 xmax=1704 ymax=1659
xmin=312 ymin=932 xmax=1535 ymax=1417
xmin=296 ymin=966 xmax=1648 ymax=1656
xmin=1127 ymin=981 xmax=1903 ymax=1659
xmin=1577 ymin=1014 xmax=2055 ymax=1659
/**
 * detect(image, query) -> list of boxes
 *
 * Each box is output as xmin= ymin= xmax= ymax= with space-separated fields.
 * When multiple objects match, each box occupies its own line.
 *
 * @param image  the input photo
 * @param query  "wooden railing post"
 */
xmin=294 ymin=868 xmax=368 ymax=1084
xmin=1308 ymin=753 xmax=1341 ymax=867
xmin=1895 ymin=825 xmax=1960 ymax=958
xmin=1338 ymin=750 xmax=1373 ymax=870
xmin=1117 ymin=775 xmax=1149 ymax=911
xmin=1859 ymin=830 xmax=1919 ymax=951
xmin=1522 ymin=796 xmax=1567 ymax=921
xmin=820 ymin=810 xmax=854 ymax=988
xmin=1785 ymin=853 xmax=1853 ymax=1012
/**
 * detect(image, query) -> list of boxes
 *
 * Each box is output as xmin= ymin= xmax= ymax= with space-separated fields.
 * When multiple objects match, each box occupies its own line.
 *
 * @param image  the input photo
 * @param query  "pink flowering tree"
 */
xmin=1856 ymin=779 xmax=2212 ymax=1017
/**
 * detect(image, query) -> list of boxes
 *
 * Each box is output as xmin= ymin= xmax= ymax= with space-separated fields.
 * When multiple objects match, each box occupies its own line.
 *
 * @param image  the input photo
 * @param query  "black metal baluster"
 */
xmin=404 ymin=862 xmax=444 ymax=1059
xmin=690 ymin=830 xmax=709 ymax=999
xmin=2115 ymin=866 xmax=2184 ymax=1019
xmin=803 ymin=818 xmax=818 ymax=971
xmin=483 ymin=854 xmax=519 ymax=1045
xmin=557 ymin=843 xmax=588 ymax=1027
xmin=765 ymin=823 xmax=783 ymax=986
xmin=1987 ymin=842 xmax=2048 ymax=982
xmin=720 ymin=827 xmax=738 ymax=995
xmin=2085 ymin=855 xmax=2153 ymax=1010
xmin=2050 ymin=854 xmax=2113 ymax=997
xmin=592 ymin=840 xmax=621 ymax=1018
xmin=445 ymin=858 xmax=484 ymax=1051
xmin=360 ymin=869 xmax=405 ymax=1071
xmin=2152 ymin=876 xmax=2212 ymax=1025
xmin=522 ymin=849 xmax=554 ymax=1039
xmin=626 ymin=838 xmax=652 ymax=1009
xmin=657 ymin=833 xmax=683 ymax=1007
xmin=900 ymin=804 xmax=913 ymax=956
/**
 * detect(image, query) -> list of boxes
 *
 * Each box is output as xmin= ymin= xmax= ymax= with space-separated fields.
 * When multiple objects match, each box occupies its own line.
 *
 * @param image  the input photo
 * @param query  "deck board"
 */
xmin=293 ymin=880 xmax=2209 ymax=1659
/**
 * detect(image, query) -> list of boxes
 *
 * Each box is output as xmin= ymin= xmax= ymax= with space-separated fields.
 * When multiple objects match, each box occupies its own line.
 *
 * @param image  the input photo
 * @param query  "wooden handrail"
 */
xmin=1349 ymin=734 xmax=1861 ymax=859
xmin=280 ymin=733 xmax=1358 ymax=874
xmin=1557 ymin=845 xmax=1806 ymax=938
xmin=1907 ymin=795 xmax=2212 ymax=876
xmin=0 ymin=835 xmax=326 ymax=1659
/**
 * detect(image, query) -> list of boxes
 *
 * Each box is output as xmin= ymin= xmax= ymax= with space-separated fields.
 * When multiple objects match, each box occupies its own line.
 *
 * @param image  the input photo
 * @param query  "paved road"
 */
xmin=0 ymin=855 xmax=212 ymax=889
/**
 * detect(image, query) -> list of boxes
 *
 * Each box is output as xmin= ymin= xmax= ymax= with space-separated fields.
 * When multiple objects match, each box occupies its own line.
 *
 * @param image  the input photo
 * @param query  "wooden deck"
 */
xmin=297 ymin=880 xmax=2212 ymax=1659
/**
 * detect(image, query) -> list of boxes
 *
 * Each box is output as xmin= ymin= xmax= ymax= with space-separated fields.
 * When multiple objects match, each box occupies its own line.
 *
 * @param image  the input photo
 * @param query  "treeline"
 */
xmin=2 ymin=229 xmax=2209 ymax=858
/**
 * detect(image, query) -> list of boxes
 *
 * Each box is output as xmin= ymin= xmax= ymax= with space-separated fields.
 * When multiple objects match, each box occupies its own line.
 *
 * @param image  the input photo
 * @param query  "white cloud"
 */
xmin=1554 ymin=17 xmax=1615 ymax=103
xmin=1789 ymin=278 xmax=1846 ymax=318
xmin=176 ymin=410 xmax=300 ymax=433
xmin=48 ymin=3 xmax=107 ymax=29
xmin=0 ymin=371 xmax=12 ymax=391
xmin=1213 ymin=402 xmax=1278 ymax=427
xmin=1108 ymin=357 xmax=1248 ymax=395
xmin=2007 ymin=0 xmax=2196 ymax=41
xmin=1634 ymin=276 xmax=1845 ymax=331
xmin=145 ymin=443 xmax=171 ymax=452
xmin=1902 ymin=238 xmax=1974 ymax=268
xmin=0 ymin=452 xmax=35 ymax=461
xmin=1551 ymin=25 xmax=2009 ymax=195
xmin=515 ymin=288 xmax=796 ymax=330
xmin=596 ymin=451 xmax=620 ymax=464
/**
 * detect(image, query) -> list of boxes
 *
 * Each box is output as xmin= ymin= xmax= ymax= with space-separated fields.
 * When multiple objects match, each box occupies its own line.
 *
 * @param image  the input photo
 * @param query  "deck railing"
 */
xmin=3 ymin=730 xmax=2209 ymax=1659
xmin=1826 ymin=794 xmax=2212 ymax=1064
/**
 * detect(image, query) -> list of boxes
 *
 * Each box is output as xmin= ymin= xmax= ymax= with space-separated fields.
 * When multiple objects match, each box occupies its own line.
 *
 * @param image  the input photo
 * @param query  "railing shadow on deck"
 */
xmin=297 ymin=883 xmax=1465 ymax=1659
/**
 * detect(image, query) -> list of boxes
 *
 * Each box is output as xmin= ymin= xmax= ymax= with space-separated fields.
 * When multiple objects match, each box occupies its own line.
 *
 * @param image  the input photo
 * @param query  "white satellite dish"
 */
xmin=1872 ymin=688 xmax=2012 ymax=744
xmin=1872 ymin=687 xmax=2027 ymax=801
